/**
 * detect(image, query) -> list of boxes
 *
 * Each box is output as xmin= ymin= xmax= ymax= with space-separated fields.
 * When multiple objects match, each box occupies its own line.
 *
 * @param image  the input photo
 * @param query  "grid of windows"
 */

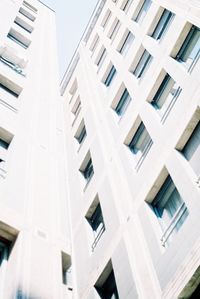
xmin=67 ymin=4 xmax=200 ymax=290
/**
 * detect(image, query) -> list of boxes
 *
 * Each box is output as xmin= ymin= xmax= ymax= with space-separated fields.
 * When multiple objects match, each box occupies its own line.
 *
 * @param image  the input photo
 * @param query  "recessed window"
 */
xmin=120 ymin=0 xmax=133 ymax=13
xmin=19 ymin=7 xmax=36 ymax=22
xmin=79 ymin=153 xmax=94 ymax=186
xmin=103 ymin=65 xmax=117 ymax=87
xmin=132 ymin=50 xmax=152 ymax=79
xmin=118 ymin=31 xmax=134 ymax=56
xmin=95 ymin=261 xmax=119 ymax=299
xmin=151 ymin=175 xmax=188 ymax=247
xmin=175 ymin=25 xmax=200 ymax=71
xmin=85 ymin=196 xmax=105 ymax=251
xmin=61 ymin=252 xmax=72 ymax=290
xmin=107 ymin=18 xmax=120 ymax=41
xmin=7 ymin=29 xmax=31 ymax=49
xmin=0 ymin=223 xmax=18 ymax=283
xmin=95 ymin=46 xmax=107 ymax=69
xmin=71 ymin=97 xmax=81 ymax=125
xmin=74 ymin=120 xmax=87 ymax=145
xmin=127 ymin=121 xmax=153 ymax=169
xmin=151 ymin=73 xmax=182 ymax=119
xmin=182 ymin=121 xmax=200 ymax=177
xmin=0 ymin=75 xmax=22 ymax=98
xmin=69 ymin=78 xmax=77 ymax=103
xmin=113 ymin=88 xmax=132 ymax=116
xmin=151 ymin=9 xmax=174 ymax=40
xmin=89 ymin=34 xmax=100 ymax=56
xmin=14 ymin=16 xmax=34 ymax=33
xmin=23 ymin=1 xmax=37 ymax=14
xmin=101 ymin=9 xmax=111 ymax=29
xmin=133 ymin=0 xmax=152 ymax=25
xmin=0 ymin=127 xmax=13 ymax=169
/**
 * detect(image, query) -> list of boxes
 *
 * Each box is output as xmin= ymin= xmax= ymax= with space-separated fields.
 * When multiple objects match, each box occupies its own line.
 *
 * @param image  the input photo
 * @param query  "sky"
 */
xmin=42 ymin=0 xmax=99 ymax=79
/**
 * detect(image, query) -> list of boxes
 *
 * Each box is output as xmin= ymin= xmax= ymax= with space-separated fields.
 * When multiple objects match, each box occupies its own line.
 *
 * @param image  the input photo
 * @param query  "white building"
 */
xmin=61 ymin=0 xmax=200 ymax=298
xmin=0 ymin=1 xmax=71 ymax=298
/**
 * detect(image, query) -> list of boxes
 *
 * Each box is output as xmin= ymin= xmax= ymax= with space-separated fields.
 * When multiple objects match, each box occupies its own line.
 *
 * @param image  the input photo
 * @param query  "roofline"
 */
xmin=60 ymin=0 xmax=106 ymax=95
xmin=38 ymin=0 xmax=55 ymax=12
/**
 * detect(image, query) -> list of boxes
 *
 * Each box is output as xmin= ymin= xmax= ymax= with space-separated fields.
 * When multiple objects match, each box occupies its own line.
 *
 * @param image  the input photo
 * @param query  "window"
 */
xmin=7 ymin=29 xmax=31 ymax=49
xmin=103 ymin=65 xmax=117 ymax=87
xmin=14 ymin=17 xmax=34 ymax=33
xmin=134 ymin=0 xmax=152 ymax=24
xmin=85 ymin=198 xmax=105 ymax=251
xmin=74 ymin=121 xmax=87 ymax=145
xmin=101 ymin=10 xmax=111 ymax=29
xmin=151 ymin=176 xmax=188 ymax=247
xmin=95 ymin=47 xmax=107 ymax=69
xmin=69 ymin=79 xmax=77 ymax=103
xmin=23 ymin=1 xmax=37 ymax=14
xmin=182 ymin=121 xmax=200 ymax=177
xmin=95 ymin=261 xmax=119 ymax=299
xmin=19 ymin=7 xmax=36 ymax=22
xmin=175 ymin=25 xmax=200 ymax=70
xmin=128 ymin=122 xmax=153 ymax=168
xmin=151 ymin=73 xmax=182 ymax=118
xmin=151 ymin=9 xmax=174 ymax=40
xmin=118 ymin=31 xmax=134 ymax=56
xmin=71 ymin=97 xmax=81 ymax=125
xmin=107 ymin=19 xmax=120 ymax=41
xmin=80 ymin=153 xmax=94 ymax=185
xmin=0 ymin=75 xmax=22 ymax=98
xmin=114 ymin=88 xmax=132 ymax=116
xmin=132 ymin=50 xmax=152 ymax=79
xmin=89 ymin=34 xmax=99 ymax=56
xmin=0 ymin=223 xmax=18 ymax=290
xmin=61 ymin=252 xmax=72 ymax=290
xmin=120 ymin=0 xmax=133 ymax=13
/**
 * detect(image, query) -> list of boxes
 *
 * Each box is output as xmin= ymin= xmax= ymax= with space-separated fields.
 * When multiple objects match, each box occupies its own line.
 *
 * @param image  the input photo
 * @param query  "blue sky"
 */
xmin=42 ymin=0 xmax=99 ymax=78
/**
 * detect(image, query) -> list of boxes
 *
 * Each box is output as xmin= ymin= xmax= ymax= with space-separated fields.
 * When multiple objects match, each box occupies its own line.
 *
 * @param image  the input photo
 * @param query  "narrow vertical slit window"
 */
xmin=118 ymin=31 xmax=134 ymax=56
xmin=134 ymin=0 xmax=152 ymax=24
xmin=132 ymin=50 xmax=152 ymax=79
xmin=104 ymin=65 xmax=117 ymax=87
xmin=121 ymin=0 xmax=133 ymax=13
xmin=151 ymin=9 xmax=174 ymax=40
xmin=114 ymin=88 xmax=132 ymax=116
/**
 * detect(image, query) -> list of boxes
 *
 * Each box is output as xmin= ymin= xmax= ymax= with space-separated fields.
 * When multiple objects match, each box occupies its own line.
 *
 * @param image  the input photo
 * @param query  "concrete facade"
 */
xmin=0 ymin=1 xmax=71 ymax=298
xmin=61 ymin=0 xmax=200 ymax=298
